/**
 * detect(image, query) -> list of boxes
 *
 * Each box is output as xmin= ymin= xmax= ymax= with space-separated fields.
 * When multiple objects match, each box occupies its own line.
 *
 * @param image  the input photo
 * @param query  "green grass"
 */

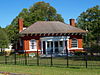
xmin=0 ymin=55 xmax=100 ymax=68
xmin=0 ymin=55 xmax=100 ymax=75
xmin=0 ymin=64 xmax=100 ymax=75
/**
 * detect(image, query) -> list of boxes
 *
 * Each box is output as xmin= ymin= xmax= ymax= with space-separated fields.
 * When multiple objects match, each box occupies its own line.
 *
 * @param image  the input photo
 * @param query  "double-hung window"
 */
xmin=30 ymin=39 xmax=37 ymax=49
xmin=72 ymin=38 xmax=78 ymax=48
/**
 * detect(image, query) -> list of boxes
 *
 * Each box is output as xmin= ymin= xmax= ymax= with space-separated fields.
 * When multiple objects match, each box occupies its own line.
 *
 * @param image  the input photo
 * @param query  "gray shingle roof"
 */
xmin=20 ymin=21 xmax=86 ymax=34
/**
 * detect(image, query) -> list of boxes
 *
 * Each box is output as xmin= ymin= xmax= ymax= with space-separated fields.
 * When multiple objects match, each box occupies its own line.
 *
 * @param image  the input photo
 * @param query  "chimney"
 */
xmin=18 ymin=18 xmax=23 ymax=32
xmin=70 ymin=19 xmax=76 ymax=27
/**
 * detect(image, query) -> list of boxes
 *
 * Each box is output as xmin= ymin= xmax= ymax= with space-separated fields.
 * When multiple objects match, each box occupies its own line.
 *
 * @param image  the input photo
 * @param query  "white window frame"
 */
xmin=71 ymin=38 xmax=78 ymax=48
xmin=30 ymin=39 xmax=37 ymax=51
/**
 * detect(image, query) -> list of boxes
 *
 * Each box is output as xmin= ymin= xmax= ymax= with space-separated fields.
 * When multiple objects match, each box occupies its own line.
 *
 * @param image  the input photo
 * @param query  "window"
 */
xmin=43 ymin=41 xmax=46 ymax=54
xmin=72 ymin=38 xmax=78 ymax=48
xmin=30 ymin=39 xmax=36 ymax=49
xmin=59 ymin=41 xmax=63 ymax=47
xmin=19 ymin=39 xmax=23 ymax=47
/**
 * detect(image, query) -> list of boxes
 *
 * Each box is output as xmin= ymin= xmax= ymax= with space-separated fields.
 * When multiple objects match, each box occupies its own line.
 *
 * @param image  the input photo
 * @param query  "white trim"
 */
xmin=25 ymin=49 xmax=41 ymax=51
xmin=40 ymin=36 xmax=69 ymax=41
xmin=67 ymin=39 xmax=69 ymax=50
xmin=69 ymin=48 xmax=83 ymax=50
xmin=29 ymin=39 xmax=37 ymax=51
xmin=67 ymin=36 xmax=70 ymax=51
xmin=23 ymin=27 xmax=27 ymax=30
xmin=41 ymin=41 xmax=43 ymax=54
xmin=71 ymin=38 xmax=78 ymax=48
xmin=53 ymin=41 xmax=55 ymax=53
xmin=45 ymin=41 xmax=47 ymax=54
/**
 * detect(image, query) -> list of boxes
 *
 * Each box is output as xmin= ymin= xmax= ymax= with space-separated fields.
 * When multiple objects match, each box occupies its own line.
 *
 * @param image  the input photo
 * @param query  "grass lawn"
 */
xmin=0 ymin=64 xmax=100 ymax=75
xmin=0 ymin=55 xmax=100 ymax=69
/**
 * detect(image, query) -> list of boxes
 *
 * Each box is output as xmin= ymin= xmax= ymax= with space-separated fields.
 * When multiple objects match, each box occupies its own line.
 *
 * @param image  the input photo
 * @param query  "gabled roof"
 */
xmin=20 ymin=21 xmax=86 ymax=34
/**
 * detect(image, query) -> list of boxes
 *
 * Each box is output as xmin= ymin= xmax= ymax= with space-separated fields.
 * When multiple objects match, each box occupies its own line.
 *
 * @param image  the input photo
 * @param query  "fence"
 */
xmin=0 ymin=51 xmax=100 ymax=68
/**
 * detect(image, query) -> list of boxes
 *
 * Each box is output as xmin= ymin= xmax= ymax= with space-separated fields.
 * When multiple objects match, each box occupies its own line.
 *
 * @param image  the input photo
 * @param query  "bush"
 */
xmin=74 ymin=51 xmax=87 ymax=56
xmin=0 ymin=52 xmax=5 ymax=56
xmin=90 ymin=44 xmax=100 ymax=53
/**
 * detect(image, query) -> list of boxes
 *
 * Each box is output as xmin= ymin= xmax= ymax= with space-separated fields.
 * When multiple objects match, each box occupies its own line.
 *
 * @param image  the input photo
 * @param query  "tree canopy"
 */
xmin=6 ymin=1 xmax=64 ymax=45
xmin=0 ymin=28 xmax=9 ymax=49
xmin=18 ymin=2 xmax=64 ymax=26
xmin=77 ymin=5 xmax=100 ymax=52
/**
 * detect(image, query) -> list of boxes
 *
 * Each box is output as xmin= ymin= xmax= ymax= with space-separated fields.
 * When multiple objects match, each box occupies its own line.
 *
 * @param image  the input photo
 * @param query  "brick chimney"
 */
xmin=70 ymin=19 xmax=76 ymax=27
xmin=18 ymin=18 xmax=23 ymax=32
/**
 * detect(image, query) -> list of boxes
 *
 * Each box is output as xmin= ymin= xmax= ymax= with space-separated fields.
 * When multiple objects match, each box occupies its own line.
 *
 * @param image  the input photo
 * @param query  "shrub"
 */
xmin=74 ymin=51 xmax=87 ymax=56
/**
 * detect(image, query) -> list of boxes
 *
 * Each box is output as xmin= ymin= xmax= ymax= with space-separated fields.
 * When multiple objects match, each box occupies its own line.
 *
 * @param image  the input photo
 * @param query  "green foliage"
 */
xmin=6 ymin=24 xmax=19 ymax=44
xmin=17 ymin=1 xmax=64 ymax=27
xmin=74 ymin=51 xmax=87 ymax=56
xmin=0 ymin=28 xmax=9 ymax=48
xmin=77 ymin=5 xmax=100 ymax=49
xmin=5 ymin=1 xmax=64 ymax=45
xmin=90 ymin=44 xmax=100 ymax=53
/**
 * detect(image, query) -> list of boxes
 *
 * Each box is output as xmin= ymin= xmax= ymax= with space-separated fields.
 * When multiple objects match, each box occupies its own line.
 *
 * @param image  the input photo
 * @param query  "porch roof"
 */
xmin=20 ymin=21 xmax=86 ymax=35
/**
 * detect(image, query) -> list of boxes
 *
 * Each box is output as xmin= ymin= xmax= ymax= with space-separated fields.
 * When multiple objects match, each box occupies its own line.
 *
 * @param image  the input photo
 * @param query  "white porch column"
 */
xmin=53 ymin=41 xmax=55 ymax=53
xmin=41 ymin=41 xmax=43 ymax=54
xmin=63 ymin=40 xmax=65 ymax=53
xmin=45 ymin=41 xmax=47 ymax=54
xmin=67 ymin=36 xmax=70 ymax=52
xmin=58 ymin=41 xmax=60 ymax=53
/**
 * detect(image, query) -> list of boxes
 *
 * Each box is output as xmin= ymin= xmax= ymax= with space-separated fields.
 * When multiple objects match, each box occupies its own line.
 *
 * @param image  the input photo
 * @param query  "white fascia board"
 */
xmin=40 ymin=36 xmax=70 ymax=41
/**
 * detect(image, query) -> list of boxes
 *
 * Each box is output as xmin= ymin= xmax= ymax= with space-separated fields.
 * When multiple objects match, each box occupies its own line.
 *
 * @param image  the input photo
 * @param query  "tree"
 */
xmin=14 ymin=1 xmax=64 ymax=27
xmin=6 ymin=1 xmax=64 ymax=46
xmin=0 ymin=28 xmax=9 ymax=52
xmin=77 ymin=5 xmax=100 ymax=52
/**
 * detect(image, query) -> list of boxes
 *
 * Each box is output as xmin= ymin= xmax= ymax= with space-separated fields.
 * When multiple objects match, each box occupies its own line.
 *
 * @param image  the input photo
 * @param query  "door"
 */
xmin=54 ymin=41 xmax=59 ymax=53
xmin=47 ymin=41 xmax=53 ymax=54
xmin=43 ymin=41 xmax=46 ymax=54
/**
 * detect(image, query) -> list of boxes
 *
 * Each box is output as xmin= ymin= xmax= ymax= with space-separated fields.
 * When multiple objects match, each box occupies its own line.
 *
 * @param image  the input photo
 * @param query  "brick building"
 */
xmin=17 ymin=18 xmax=86 ymax=54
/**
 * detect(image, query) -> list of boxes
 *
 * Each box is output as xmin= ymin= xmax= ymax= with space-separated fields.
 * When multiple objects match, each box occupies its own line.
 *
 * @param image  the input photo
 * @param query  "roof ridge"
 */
xmin=35 ymin=21 xmax=61 ymax=22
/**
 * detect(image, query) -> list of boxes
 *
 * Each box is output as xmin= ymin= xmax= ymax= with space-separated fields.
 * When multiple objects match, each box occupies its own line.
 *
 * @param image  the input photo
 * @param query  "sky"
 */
xmin=0 ymin=0 xmax=99 ymax=28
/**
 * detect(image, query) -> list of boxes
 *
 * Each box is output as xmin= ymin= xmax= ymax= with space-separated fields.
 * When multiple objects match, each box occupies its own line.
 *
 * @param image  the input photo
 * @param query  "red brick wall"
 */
xmin=36 ymin=40 xmax=41 ymax=50
xmin=22 ymin=36 xmax=41 ymax=51
xmin=78 ymin=39 xmax=83 ymax=48
xmin=70 ymin=19 xmax=76 ymax=27
xmin=69 ymin=39 xmax=72 ymax=48
xmin=21 ymin=35 xmax=83 ymax=51
xmin=18 ymin=18 xmax=23 ymax=32
xmin=23 ymin=40 xmax=29 ymax=50
xmin=69 ymin=35 xmax=83 ymax=48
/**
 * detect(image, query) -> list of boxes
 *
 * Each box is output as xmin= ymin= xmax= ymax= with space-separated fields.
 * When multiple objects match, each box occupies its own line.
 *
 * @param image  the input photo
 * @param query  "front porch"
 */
xmin=40 ymin=36 xmax=69 ymax=54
